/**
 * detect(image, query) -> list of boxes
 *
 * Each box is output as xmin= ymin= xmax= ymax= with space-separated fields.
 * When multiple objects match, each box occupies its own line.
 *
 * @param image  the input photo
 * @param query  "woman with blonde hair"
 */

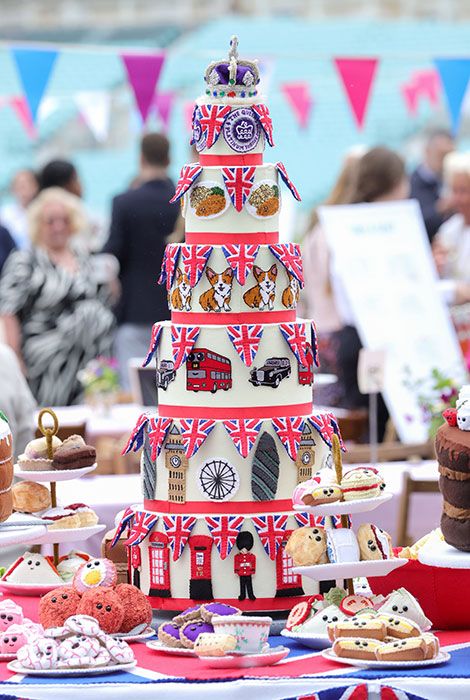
xmin=0 ymin=187 xmax=115 ymax=405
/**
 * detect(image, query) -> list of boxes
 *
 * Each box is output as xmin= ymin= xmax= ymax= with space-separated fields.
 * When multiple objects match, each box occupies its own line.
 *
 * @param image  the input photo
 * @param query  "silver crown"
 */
xmin=204 ymin=36 xmax=260 ymax=95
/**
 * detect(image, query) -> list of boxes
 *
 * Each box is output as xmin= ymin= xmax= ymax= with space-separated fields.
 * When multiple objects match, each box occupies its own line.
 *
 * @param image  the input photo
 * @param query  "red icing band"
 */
xmin=148 ymin=595 xmax=307 ymax=612
xmin=342 ymin=483 xmax=379 ymax=493
xmin=171 ymin=310 xmax=296 ymax=325
xmin=199 ymin=154 xmax=263 ymax=166
xmin=157 ymin=402 xmax=313 ymax=419
xmin=185 ymin=231 xmax=279 ymax=245
xmin=143 ymin=499 xmax=293 ymax=514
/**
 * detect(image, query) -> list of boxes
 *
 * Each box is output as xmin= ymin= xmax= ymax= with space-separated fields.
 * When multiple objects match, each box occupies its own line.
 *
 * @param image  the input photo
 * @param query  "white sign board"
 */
xmin=318 ymin=200 xmax=465 ymax=443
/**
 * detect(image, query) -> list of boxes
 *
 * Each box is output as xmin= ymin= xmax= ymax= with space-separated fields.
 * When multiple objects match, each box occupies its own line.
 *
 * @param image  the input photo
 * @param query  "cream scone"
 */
xmin=376 ymin=613 xmax=421 ymax=639
xmin=341 ymin=467 xmax=381 ymax=501
xmin=18 ymin=436 xmax=62 ymax=471
xmin=328 ymin=617 xmax=386 ymax=643
xmin=43 ymin=507 xmax=81 ymax=530
xmin=333 ymin=637 xmax=383 ymax=660
xmin=375 ymin=637 xmax=426 ymax=662
xmin=65 ymin=503 xmax=99 ymax=527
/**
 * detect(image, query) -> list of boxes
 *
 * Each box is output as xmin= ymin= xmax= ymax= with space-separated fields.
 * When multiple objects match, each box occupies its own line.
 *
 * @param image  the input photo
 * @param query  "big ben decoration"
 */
xmin=295 ymin=423 xmax=316 ymax=483
xmin=164 ymin=424 xmax=189 ymax=503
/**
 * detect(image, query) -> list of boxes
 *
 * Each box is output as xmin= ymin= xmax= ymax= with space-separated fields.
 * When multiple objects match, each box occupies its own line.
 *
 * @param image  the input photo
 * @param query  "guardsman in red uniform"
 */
xmin=130 ymin=545 xmax=141 ymax=588
xmin=234 ymin=531 xmax=256 ymax=601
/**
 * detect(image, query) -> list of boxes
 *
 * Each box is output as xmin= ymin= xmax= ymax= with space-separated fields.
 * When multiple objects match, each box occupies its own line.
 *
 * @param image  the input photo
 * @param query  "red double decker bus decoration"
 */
xmin=186 ymin=348 xmax=232 ymax=393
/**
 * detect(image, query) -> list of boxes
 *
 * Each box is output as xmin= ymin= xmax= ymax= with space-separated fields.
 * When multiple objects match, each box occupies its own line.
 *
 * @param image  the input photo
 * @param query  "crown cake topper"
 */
xmin=204 ymin=35 xmax=260 ymax=98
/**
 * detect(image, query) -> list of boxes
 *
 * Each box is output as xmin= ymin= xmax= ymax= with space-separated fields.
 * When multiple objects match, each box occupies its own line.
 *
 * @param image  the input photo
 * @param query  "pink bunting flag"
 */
xmin=334 ymin=58 xmax=379 ymax=129
xmin=155 ymin=91 xmax=175 ymax=131
xmin=9 ymin=96 xmax=36 ymax=139
xmin=121 ymin=52 xmax=165 ymax=123
xmin=401 ymin=83 xmax=420 ymax=117
xmin=281 ymin=81 xmax=313 ymax=129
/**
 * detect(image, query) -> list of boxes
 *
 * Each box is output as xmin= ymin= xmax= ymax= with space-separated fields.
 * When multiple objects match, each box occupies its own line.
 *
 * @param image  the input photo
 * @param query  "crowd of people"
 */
xmin=0 ymin=128 xmax=468 ymax=449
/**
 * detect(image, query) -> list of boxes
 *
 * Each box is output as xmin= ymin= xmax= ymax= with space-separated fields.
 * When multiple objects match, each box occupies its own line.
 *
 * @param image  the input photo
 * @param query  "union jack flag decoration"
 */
xmin=252 ymin=104 xmax=275 ymax=147
xmin=275 ymin=161 xmax=301 ymax=201
xmin=205 ymin=515 xmax=244 ymax=559
xmin=252 ymin=514 xmax=288 ymax=559
xmin=269 ymin=243 xmax=304 ymax=287
xmin=111 ymin=506 xmax=135 ymax=547
xmin=147 ymin=417 xmax=172 ymax=460
xmin=189 ymin=103 xmax=198 ymax=146
xmin=272 ymin=416 xmax=305 ymax=460
xmin=181 ymin=244 xmax=212 ymax=287
xmin=198 ymin=104 xmax=231 ymax=148
xmin=122 ymin=413 xmax=150 ymax=454
xmin=179 ymin=418 xmax=216 ymax=458
xmin=163 ymin=515 xmax=197 ymax=560
xmin=158 ymin=244 xmax=181 ymax=290
xmin=222 ymin=418 xmax=263 ymax=458
xmin=294 ymin=511 xmax=344 ymax=529
xmin=293 ymin=686 xmax=414 ymax=700
xmin=308 ymin=412 xmax=345 ymax=451
xmin=157 ymin=247 xmax=167 ymax=286
xmin=126 ymin=511 xmax=159 ymax=547
xmin=311 ymin=320 xmax=320 ymax=368
xmin=142 ymin=323 xmax=163 ymax=367
xmin=222 ymin=166 xmax=256 ymax=212
xmin=169 ymin=164 xmax=203 ymax=203
xmin=171 ymin=325 xmax=200 ymax=370
xmin=280 ymin=322 xmax=309 ymax=367
xmin=221 ymin=244 xmax=260 ymax=285
xmin=226 ymin=324 xmax=263 ymax=367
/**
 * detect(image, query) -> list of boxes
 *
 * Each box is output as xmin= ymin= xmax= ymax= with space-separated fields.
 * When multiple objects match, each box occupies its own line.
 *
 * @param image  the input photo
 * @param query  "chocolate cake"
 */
xmin=436 ymin=422 xmax=470 ymax=551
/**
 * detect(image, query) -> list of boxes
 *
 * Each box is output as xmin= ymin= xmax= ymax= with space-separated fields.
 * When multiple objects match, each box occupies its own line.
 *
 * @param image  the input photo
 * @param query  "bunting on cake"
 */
xmin=272 ymin=416 xmax=304 ymax=460
xmin=222 ymin=418 xmax=263 ymax=458
xmin=227 ymin=324 xmax=263 ymax=366
xmin=171 ymin=325 xmax=200 ymax=370
xmin=147 ymin=417 xmax=173 ymax=460
xmin=142 ymin=323 xmax=163 ymax=367
xmin=189 ymin=104 xmax=198 ymax=145
xmin=269 ymin=243 xmax=304 ymax=287
xmin=309 ymin=413 xmax=345 ymax=451
xmin=163 ymin=515 xmax=197 ymax=560
xmin=294 ymin=511 xmax=345 ymax=529
xmin=111 ymin=506 xmax=135 ymax=546
xmin=198 ymin=103 xmax=231 ymax=148
xmin=222 ymin=244 xmax=260 ymax=285
xmin=310 ymin=320 xmax=320 ymax=367
xmin=280 ymin=322 xmax=309 ymax=367
xmin=179 ymin=418 xmax=216 ymax=458
xmin=125 ymin=511 xmax=159 ymax=547
xmin=252 ymin=514 xmax=288 ymax=560
xmin=205 ymin=515 xmax=244 ymax=559
xmin=275 ymin=162 xmax=301 ymax=201
xmin=252 ymin=104 xmax=275 ymax=146
xmin=181 ymin=244 xmax=212 ymax=287
xmin=122 ymin=413 xmax=150 ymax=454
xmin=169 ymin=164 xmax=203 ymax=203
xmin=158 ymin=243 xmax=181 ymax=290
xmin=222 ymin=166 xmax=256 ymax=212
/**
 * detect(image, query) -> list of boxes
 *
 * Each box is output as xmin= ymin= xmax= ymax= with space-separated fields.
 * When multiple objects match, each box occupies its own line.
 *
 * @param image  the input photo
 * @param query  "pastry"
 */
xmin=341 ymin=467 xmax=382 ymax=501
xmin=357 ymin=523 xmax=393 ymax=560
xmin=173 ymin=605 xmax=202 ymax=626
xmin=57 ymin=551 xmax=91 ymax=583
xmin=17 ymin=637 xmax=59 ymax=669
xmin=285 ymin=526 xmax=328 ymax=566
xmin=375 ymin=637 xmax=427 ymax=661
xmin=286 ymin=595 xmax=326 ymax=631
xmin=333 ymin=638 xmax=383 ymax=660
xmin=18 ymin=436 xmax=62 ymax=471
xmin=158 ymin=621 xmax=183 ymax=648
xmin=0 ymin=600 xmax=23 ymax=630
xmin=77 ymin=587 xmax=124 ymax=634
xmin=65 ymin=503 xmax=99 ymax=527
xmin=104 ymin=635 xmax=135 ymax=664
xmin=3 ymin=552 xmax=63 ymax=585
xmin=39 ymin=588 xmax=81 ymax=628
xmin=12 ymin=481 xmax=51 ymax=513
xmin=422 ymin=632 xmax=440 ymax=659
xmin=326 ymin=528 xmax=360 ymax=563
xmin=200 ymin=603 xmax=241 ymax=622
xmin=377 ymin=588 xmax=431 ymax=631
xmin=339 ymin=595 xmax=375 ymax=617
xmin=65 ymin=615 xmax=103 ymax=638
xmin=114 ymin=583 xmax=152 ymax=633
xmin=292 ymin=469 xmax=340 ymax=506
xmin=327 ymin=617 xmax=386 ymax=642
xmin=179 ymin=619 xmax=214 ymax=649
xmin=376 ymin=613 xmax=421 ymax=639
xmin=73 ymin=558 xmax=117 ymax=593
xmin=194 ymin=632 xmax=237 ymax=656
xmin=58 ymin=634 xmax=106 ymax=668
xmin=295 ymin=605 xmax=347 ymax=634
xmin=42 ymin=507 xmax=81 ymax=530
xmin=51 ymin=435 xmax=96 ymax=470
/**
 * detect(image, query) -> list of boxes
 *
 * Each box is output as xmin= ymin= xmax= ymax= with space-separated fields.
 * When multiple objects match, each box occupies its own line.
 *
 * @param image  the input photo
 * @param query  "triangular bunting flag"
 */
xmin=222 ymin=244 xmax=260 ymax=285
xmin=111 ymin=506 xmax=135 ymax=546
xmin=275 ymin=162 xmax=301 ymax=201
xmin=197 ymin=104 xmax=231 ymax=148
xmin=126 ymin=511 xmax=159 ymax=547
xmin=272 ymin=416 xmax=304 ymax=460
xmin=222 ymin=167 xmax=256 ymax=212
xmin=11 ymin=47 xmax=58 ymax=123
xmin=181 ymin=244 xmax=212 ymax=287
xmin=294 ymin=511 xmax=344 ymax=530
xmin=311 ymin=320 xmax=320 ymax=367
xmin=160 ymin=244 xmax=180 ymax=290
xmin=163 ymin=515 xmax=197 ymax=560
xmin=334 ymin=58 xmax=379 ymax=129
xmin=147 ymin=417 xmax=172 ymax=460
xmin=281 ymin=81 xmax=313 ymax=129
xmin=179 ymin=418 xmax=216 ymax=458
xmin=280 ymin=322 xmax=309 ymax=367
xmin=222 ymin=418 xmax=263 ymax=458
xmin=170 ymin=164 xmax=203 ymax=203
xmin=122 ymin=413 xmax=150 ymax=454
xmin=186 ymin=102 xmax=198 ymax=139
xmin=75 ymin=91 xmax=111 ymax=142
xmin=227 ymin=324 xmax=264 ymax=367
xmin=252 ymin=104 xmax=275 ymax=146
xmin=269 ymin=243 xmax=304 ymax=287
xmin=434 ymin=58 xmax=470 ymax=134
xmin=171 ymin=325 xmax=200 ymax=370
xmin=205 ymin=515 xmax=244 ymax=559
xmin=155 ymin=90 xmax=175 ymax=130
xmin=252 ymin=514 xmax=288 ymax=559
xmin=121 ymin=52 xmax=165 ymax=123
xmin=142 ymin=323 xmax=163 ymax=367
xmin=9 ymin=97 xmax=36 ymax=139
xmin=309 ymin=412 xmax=345 ymax=451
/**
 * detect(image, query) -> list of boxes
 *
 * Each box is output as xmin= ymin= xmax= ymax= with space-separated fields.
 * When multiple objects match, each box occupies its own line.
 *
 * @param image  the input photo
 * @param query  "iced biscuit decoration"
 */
xmin=73 ymin=558 xmax=117 ymax=593
xmin=341 ymin=466 xmax=382 ymax=501
xmin=376 ymin=613 xmax=421 ymax=639
xmin=158 ymin=621 xmax=184 ymax=648
xmin=333 ymin=637 xmax=383 ymax=660
xmin=179 ymin=619 xmax=214 ymax=649
xmin=327 ymin=617 xmax=387 ymax=643
xmin=194 ymin=632 xmax=237 ymax=656
xmin=375 ymin=637 xmax=427 ymax=662
xmin=357 ymin=523 xmax=393 ymax=561
xmin=377 ymin=588 xmax=431 ymax=631
xmin=104 ymin=635 xmax=135 ymax=665
xmin=17 ymin=637 xmax=59 ymax=670
xmin=58 ymin=635 xmax=103 ymax=668
xmin=285 ymin=526 xmax=328 ymax=566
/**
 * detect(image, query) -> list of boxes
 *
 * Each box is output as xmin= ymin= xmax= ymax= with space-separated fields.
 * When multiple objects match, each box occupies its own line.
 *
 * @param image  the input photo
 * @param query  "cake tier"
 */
xmin=436 ymin=423 xmax=470 ymax=474
xmin=167 ymin=243 xmax=302 ymax=324
xmin=155 ymin=321 xmax=315 ymax=418
xmin=436 ymin=423 xmax=470 ymax=552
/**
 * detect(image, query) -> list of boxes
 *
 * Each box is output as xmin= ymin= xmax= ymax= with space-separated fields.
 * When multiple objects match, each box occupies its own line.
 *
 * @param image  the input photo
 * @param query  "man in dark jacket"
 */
xmin=410 ymin=128 xmax=455 ymax=243
xmin=104 ymin=133 xmax=179 ymax=389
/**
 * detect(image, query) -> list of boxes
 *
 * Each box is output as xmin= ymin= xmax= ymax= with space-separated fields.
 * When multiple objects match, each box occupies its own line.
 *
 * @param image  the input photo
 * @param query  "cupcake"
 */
xmin=51 ymin=435 xmax=96 ymax=470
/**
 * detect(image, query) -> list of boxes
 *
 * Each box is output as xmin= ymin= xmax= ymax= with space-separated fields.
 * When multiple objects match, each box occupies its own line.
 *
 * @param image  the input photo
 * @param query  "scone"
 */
xmin=65 ymin=503 xmax=99 ymax=527
xmin=333 ymin=638 xmax=383 ymax=660
xmin=357 ymin=523 xmax=393 ymax=560
xmin=375 ymin=637 xmax=426 ymax=662
xmin=52 ymin=435 xmax=96 ymax=470
xmin=194 ymin=633 xmax=237 ymax=656
xmin=341 ymin=467 xmax=382 ymax=501
xmin=18 ymin=436 xmax=62 ymax=471
xmin=12 ymin=481 xmax=51 ymax=514
xmin=42 ymin=507 xmax=81 ymax=530
xmin=376 ymin=613 xmax=421 ymax=639
xmin=328 ymin=617 xmax=386 ymax=642
xmin=285 ymin=526 xmax=328 ymax=566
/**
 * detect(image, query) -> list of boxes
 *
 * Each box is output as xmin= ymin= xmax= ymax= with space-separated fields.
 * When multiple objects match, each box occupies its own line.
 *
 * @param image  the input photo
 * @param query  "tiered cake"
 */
xmin=120 ymin=37 xmax=344 ymax=612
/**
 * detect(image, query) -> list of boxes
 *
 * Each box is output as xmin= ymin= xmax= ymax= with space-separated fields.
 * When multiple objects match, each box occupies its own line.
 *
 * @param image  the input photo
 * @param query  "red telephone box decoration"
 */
xmin=275 ymin=530 xmax=304 ymax=597
xmin=148 ymin=531 xmax=171 ymax=598
xmin=188 ymin=534 xmax=213 ymax=600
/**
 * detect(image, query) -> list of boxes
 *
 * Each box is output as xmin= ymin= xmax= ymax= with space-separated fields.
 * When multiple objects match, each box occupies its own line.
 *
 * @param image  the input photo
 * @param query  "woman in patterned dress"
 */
xmin=0 ymin=187 xmax=115 ymax=406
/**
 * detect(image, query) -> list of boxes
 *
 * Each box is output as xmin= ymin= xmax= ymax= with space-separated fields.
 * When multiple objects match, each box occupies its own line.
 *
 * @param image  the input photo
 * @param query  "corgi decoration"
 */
xmin=199 ymin=267 xmax=234 ymax=312
xmin=171 ymin=268 xmax=192 ymax=311
xmin=243 ymin=264 xmax=277 ymax=311
xmin=281 ymin=272 xmax=300 ymax=309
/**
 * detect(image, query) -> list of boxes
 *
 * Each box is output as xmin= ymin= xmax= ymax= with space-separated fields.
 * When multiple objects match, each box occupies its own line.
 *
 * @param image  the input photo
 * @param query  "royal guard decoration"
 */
xmin=227 ymin=324 xmax=264 ymax=367
xmin=222 ymin=166 xmax=256 ymax=212
xmin=197 ymin=103 xmax=231 ymax=148
xmin=205 ymin=515 xmax=244 ymax=559
xmin=252 ymin=514 xmax=288 ymax=560
xmin=272 ymin=416 xmax=305 ymax=461
xmin=126 ymin=511 xmax=159 ymax=547
xmin=275 ymin=162 xmax=301 ymax=201
xmin=223 ymin=418 xmax=263 ymax=458
xmin=122 ymin=413 xmax=150 ymax=455
xmin=171 ymin=325 xmax=200 ymax=370
xmin=280 ymin=322 xmax=309 ymax=367
xmin=181 ymin=244 xmax=212 ymax=288
xmin=179 ymin=418 xmax=216 ymax=459
xmin=252 ymin=104 xmax=275 ymax=146
xmin=111 ymin=506 xmax=135 ymax=546
xmin=142 ymin=323 xmax=163 ymax=367
xmin=222 ymin=243 xmax=260 ymax=285
xmin=308 ymin=413 xmax=345 ymax=451
xmin=163 ymin=515 xmax=197 ymax=560
xmin=147 ymin=417 xmax=173 ymax=460
xmin=269 ymin=243 xmax=304 ymax=287
xmin=234 ymin=531 xmax=256 ymax=601
xmin=170 ymin=164 xmax=203 ymax=203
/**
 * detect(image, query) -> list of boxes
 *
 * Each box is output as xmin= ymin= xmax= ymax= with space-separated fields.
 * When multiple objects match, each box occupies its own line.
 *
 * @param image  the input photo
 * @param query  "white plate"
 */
xmin=14 ymin=463 xmax=97 ymax=482
xmin=146 ymin=640 xmax=197 ymax=656
xmin=34 ymin=523 xmax=106 ymax=545
xmin=322 ymin=648 xmax=450 ymax=669
xmin=0 ymin=580 xmax=72 ymax=596
xmin=199 ymin=645 xmax=289 ymax=669
xmin=293 ymin=492 xmax=392 ymax=517
xmin=293 ymin=557 xmax=407 ymax=581
xmin=418 ymin=538 xmax=470 ymax=569
xmin=113 ymin=626 xmax=155 ymax=642
xmin=280 ymin=629 xmax=331 ymax=649
xmin=0 ymin=652 xmax=17 ymax=661
xmin=0 ymin=523 xmax=48 ymax=547
xmin=7 ymin=659 xmax=137 ymax=676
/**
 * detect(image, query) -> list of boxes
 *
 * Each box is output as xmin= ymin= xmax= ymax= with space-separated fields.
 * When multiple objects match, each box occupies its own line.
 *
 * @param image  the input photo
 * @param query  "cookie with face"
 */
xmin=58 ymin=634 xmax=102 ymax=668
xmin=104 ymin=635 xmax=135 ymax=664
xmin=0 ymin=600 xmax=23 ymax=631
xmin=0 ymin=625 xmax=28 ymax=654
xmin=39 ymin=588 xmax=81 ymax=628
xmin=377 ymin=587 xmax=431 ymax=631
xmin=65 ymin=615 xmax=102 ymax=638
xmin=114 ymin=584 xmax=152 ymax=633
xmin=17 ymin=637 xmax=59 ymax=669
xmin=333 ymin=637 xmax=383 ymax=660
xmin=73 ymin=558 xmax=117 ymax=594
xmin=285 ymin=526 xmax=328 ymax=567
xmin=357 ymin=523 xmax=393 ymax=561
xmin=77 ymin=588 xmax=124 ymax=634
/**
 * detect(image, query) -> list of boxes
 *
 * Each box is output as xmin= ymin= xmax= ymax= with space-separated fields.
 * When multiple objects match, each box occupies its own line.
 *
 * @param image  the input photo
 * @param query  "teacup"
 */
xmin=212 ymin=615 xmax=272 ymax=654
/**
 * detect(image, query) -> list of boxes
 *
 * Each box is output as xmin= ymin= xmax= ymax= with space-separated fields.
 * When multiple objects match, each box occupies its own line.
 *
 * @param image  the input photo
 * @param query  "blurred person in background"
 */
xmin=0 ymin=343 xmax=36 ymax=458
xmin=433 ymin=151 xmax=470 ymax=306
xmin=0 ymin=187 xmax=115 ymax=406
xmin=0 ymin=223 xmax=16 ymax=274
xmin=0 ymin=169 xmax=39 ymax=249
xmin=104 ymin=133 xmax=179 ymax=390
xmin=410 ymin=128 xmax=455 ymax=243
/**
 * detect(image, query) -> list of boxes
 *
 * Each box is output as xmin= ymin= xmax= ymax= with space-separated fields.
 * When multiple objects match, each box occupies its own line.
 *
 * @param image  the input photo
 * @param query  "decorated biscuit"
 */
xmin=17 ymin=637 xmax=59 ymax=669
xmin=375 ymin=637 xmax=427 ymax=662
xmin=173 ymin=605 xmax=201 ymax=626
xmin=0 ymin=625 xmax=28 ymax=654
xmin=333 ymin=637 xmax=383 ymax=660
xmin=104 ymin=635 xmax=135 ymax=664
xmin=73 ymin=558 xmax=117 ymax=593
xmin=179 ymin=619 xmax=214 ymax=649
xmin=357 ymin=523 xmax=393 ymax=561
xmin=327 ymin=617 xmax=386 ymax=643
xmin=194 ymin=632 xmax=237 ymax=656
xmin=58 ymin=635 xmax=102 ymax=668
xmin=200 ymin=603 xmax=241 ymax=623
xmin=44 ymin=626 xmax=68 ymax=639
xmin=376 ymin=613 xmax=421 ymax=639
xmin=285 ymin=526 xmax=328 ymax=567
xmin=158 ymin=621 xmax=183 ymax=648
xmin=65 ymin=614 xmax=103 ymax=638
